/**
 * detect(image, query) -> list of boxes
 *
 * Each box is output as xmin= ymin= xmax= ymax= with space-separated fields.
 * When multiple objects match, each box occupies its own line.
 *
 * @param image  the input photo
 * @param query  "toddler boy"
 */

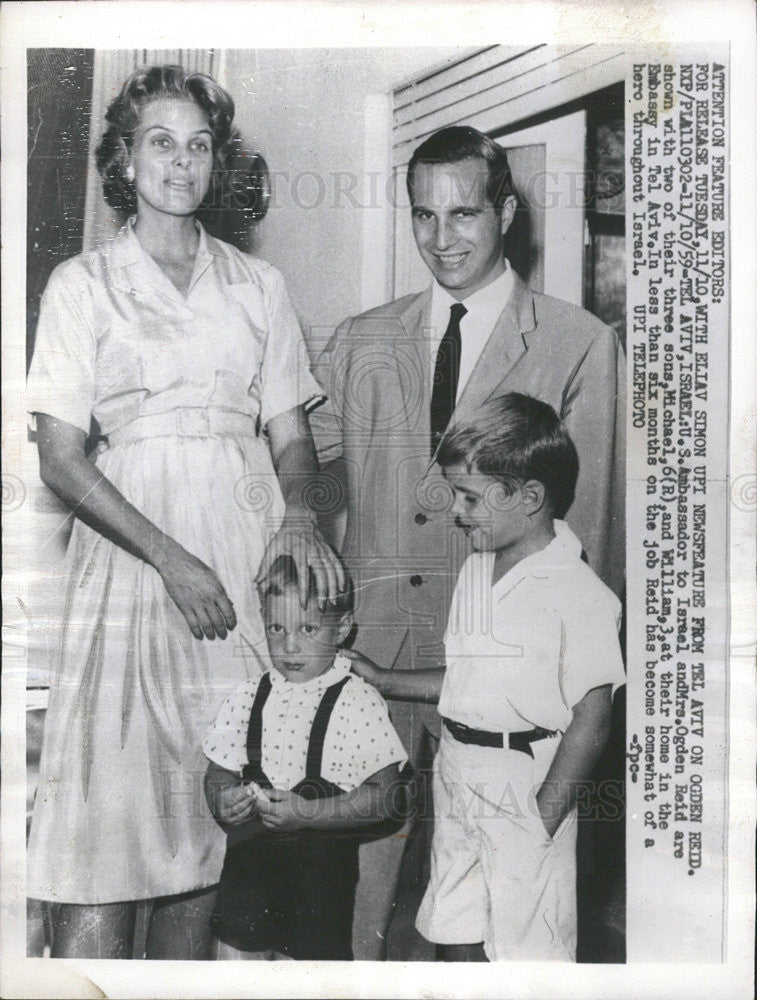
xmin=204 ymin=554 xmax=408 ymax=960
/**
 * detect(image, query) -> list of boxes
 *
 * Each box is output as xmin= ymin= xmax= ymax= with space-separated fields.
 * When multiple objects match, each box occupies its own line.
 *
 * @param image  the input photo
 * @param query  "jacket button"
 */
xmin=409 ymin=574 xmax=423 ymax=587
xmin=414 ymin=513 xmax=428 ymax=525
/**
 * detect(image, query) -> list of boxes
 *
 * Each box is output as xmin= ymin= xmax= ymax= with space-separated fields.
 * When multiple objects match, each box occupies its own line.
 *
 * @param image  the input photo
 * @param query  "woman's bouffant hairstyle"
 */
xmin=436 ymin=392 xmax=579 ymax=519
xmin=95 ymin=64 xmax=236 ymax=215
xmin=406 ymin=125 xmax=514 ymax=215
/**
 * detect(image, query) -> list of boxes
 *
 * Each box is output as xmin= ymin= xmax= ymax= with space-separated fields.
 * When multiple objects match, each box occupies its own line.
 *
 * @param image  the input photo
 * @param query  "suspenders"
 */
xmin=305 ymin=676 xmax=351 ymax=781
xmin=242 ymin=673 xmax=274 ymax=788
xmin=242 ymin=673 xmax=351 ymax=790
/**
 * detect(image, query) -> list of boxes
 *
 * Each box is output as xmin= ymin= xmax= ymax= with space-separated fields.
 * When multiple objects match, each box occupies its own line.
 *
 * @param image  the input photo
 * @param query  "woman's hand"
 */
xmin=157 ymin=544 xmax=237 ymax=641
xmin=256 ymin=510 xmax=344 ymax=608
xmin=264 ymin=404 xmax=346 ymax=607
xmin=35 ymin=414 xmax=237 ymax=642
xmin=257 ymin=788 xmax=313 ymax=832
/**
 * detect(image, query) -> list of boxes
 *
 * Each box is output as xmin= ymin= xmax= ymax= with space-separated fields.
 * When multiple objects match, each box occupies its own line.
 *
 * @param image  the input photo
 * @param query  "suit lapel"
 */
xmin=453 ymin=271 xmax=536 ymax=425
xmin=404 ymin=287 xmax=433 ymax=350
xmin=423 ymin=272 xmax=537 ymax=473
xmin=398 ymin=288 xmax=433 ymax=429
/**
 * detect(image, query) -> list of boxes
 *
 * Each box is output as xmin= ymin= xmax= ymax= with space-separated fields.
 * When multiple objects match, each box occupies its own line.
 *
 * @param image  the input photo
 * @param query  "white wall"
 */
xmin=223 ymin=48 xmax=462 ymax=342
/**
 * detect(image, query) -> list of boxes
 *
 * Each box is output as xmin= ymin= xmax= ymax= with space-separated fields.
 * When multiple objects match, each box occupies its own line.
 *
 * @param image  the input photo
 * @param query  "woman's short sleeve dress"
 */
xmin=26 ymin=221 xmax=324 ymax=903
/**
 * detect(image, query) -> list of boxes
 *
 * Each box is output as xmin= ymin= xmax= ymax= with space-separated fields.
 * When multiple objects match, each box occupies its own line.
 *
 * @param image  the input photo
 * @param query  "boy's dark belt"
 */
xmin=442 ymin=717 xmax=557 ymax=757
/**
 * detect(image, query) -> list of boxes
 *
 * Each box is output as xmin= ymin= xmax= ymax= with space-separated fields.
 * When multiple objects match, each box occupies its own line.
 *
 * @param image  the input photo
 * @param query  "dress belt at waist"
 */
xmin=442 ymin=717 xmax=557 ymax=758
xmin=107 ymin=408 xmax=258 ymax=445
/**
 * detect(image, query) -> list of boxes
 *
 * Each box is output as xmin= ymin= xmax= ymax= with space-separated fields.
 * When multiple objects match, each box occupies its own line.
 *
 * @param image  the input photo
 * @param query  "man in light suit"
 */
xmin=310 ymin=126 xmax=625 ymax=959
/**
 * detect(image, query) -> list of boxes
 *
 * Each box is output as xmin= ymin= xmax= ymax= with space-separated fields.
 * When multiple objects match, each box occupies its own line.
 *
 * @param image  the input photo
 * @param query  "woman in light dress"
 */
xmin=26 ymin=64 xmax=342 ymax=959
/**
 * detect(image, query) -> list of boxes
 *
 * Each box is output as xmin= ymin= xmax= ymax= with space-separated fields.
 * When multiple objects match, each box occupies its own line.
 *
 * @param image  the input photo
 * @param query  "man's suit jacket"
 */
xmin=310 ymin=271 xmax=625 ymax=675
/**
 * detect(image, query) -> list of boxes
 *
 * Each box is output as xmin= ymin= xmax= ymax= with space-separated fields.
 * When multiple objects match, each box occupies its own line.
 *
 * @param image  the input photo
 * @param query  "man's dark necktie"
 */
xmin=430 ymin=302 xmax=467 ymax=453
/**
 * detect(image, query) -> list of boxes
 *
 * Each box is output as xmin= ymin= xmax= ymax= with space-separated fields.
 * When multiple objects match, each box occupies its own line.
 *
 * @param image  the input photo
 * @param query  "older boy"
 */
xmin=349 ymin=393 xmax=625 ymax=961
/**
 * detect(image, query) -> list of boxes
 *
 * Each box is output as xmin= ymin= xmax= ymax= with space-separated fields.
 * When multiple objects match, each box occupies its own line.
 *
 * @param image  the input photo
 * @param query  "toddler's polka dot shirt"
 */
xmin=204 ymin=654 xmax=407 ymax=790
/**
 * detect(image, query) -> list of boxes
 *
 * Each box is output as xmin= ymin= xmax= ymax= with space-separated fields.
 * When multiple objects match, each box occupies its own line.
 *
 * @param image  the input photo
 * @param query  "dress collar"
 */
xmin=101 ymin=216 xmax=228 ymax=300
xmin=108 ymin=215 xmax=227 ymax=267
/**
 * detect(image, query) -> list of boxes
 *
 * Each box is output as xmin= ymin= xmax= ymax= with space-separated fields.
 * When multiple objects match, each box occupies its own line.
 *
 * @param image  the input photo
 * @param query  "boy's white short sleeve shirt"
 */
xmin=204 ymin=654 xmax=407 ymax=791
xmin=438 ymin=521 xmax=626 ymax=734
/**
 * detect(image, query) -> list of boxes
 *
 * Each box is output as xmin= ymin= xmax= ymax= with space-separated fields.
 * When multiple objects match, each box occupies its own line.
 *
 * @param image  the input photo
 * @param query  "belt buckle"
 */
xmin=177 ymin=409 xmax=211 ymax=437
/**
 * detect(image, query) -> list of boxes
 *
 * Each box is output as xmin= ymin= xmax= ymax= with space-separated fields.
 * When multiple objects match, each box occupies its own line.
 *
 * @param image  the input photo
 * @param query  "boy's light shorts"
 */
xmin=416 ymin=728 xmax=577 ymax=961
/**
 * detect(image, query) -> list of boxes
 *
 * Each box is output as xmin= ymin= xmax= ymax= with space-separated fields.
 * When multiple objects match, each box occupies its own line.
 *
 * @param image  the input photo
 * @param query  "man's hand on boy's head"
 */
xmin=257 ymin=788 xmax=313 ymax=832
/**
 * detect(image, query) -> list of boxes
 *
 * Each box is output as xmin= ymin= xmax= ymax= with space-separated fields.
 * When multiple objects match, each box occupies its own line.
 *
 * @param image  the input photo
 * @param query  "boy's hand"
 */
xmin=341 ymin=647 xmax=444 ymax=702
xmin=257 ymin=788 xmax=314 ymax=832
xmin=340 ymin=647 xmax=381 ymax=684
xmin=535 ymin=684 xmax=613 ymax=840
xmin=535 ymin=800 xmax=561 ymax=840
xmin=212 ymin=782 xmax=259 ymax=825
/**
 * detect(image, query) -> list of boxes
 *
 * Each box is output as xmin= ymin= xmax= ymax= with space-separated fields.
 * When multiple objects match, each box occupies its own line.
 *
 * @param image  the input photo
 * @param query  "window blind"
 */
xmin=392 ymin=44 xmax=626 ymax=165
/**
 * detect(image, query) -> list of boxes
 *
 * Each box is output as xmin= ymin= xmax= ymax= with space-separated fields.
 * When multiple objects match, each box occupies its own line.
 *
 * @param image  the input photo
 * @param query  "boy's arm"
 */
xmin=535 ymin=684 xmax=612 ymax=839
xmin=257 ymin=763 xmax=405 ymax=833
xmin=343 ymin=648 xmax=445 ymax=703
xmin=204 ymin=760 xmax=258 ymax=825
